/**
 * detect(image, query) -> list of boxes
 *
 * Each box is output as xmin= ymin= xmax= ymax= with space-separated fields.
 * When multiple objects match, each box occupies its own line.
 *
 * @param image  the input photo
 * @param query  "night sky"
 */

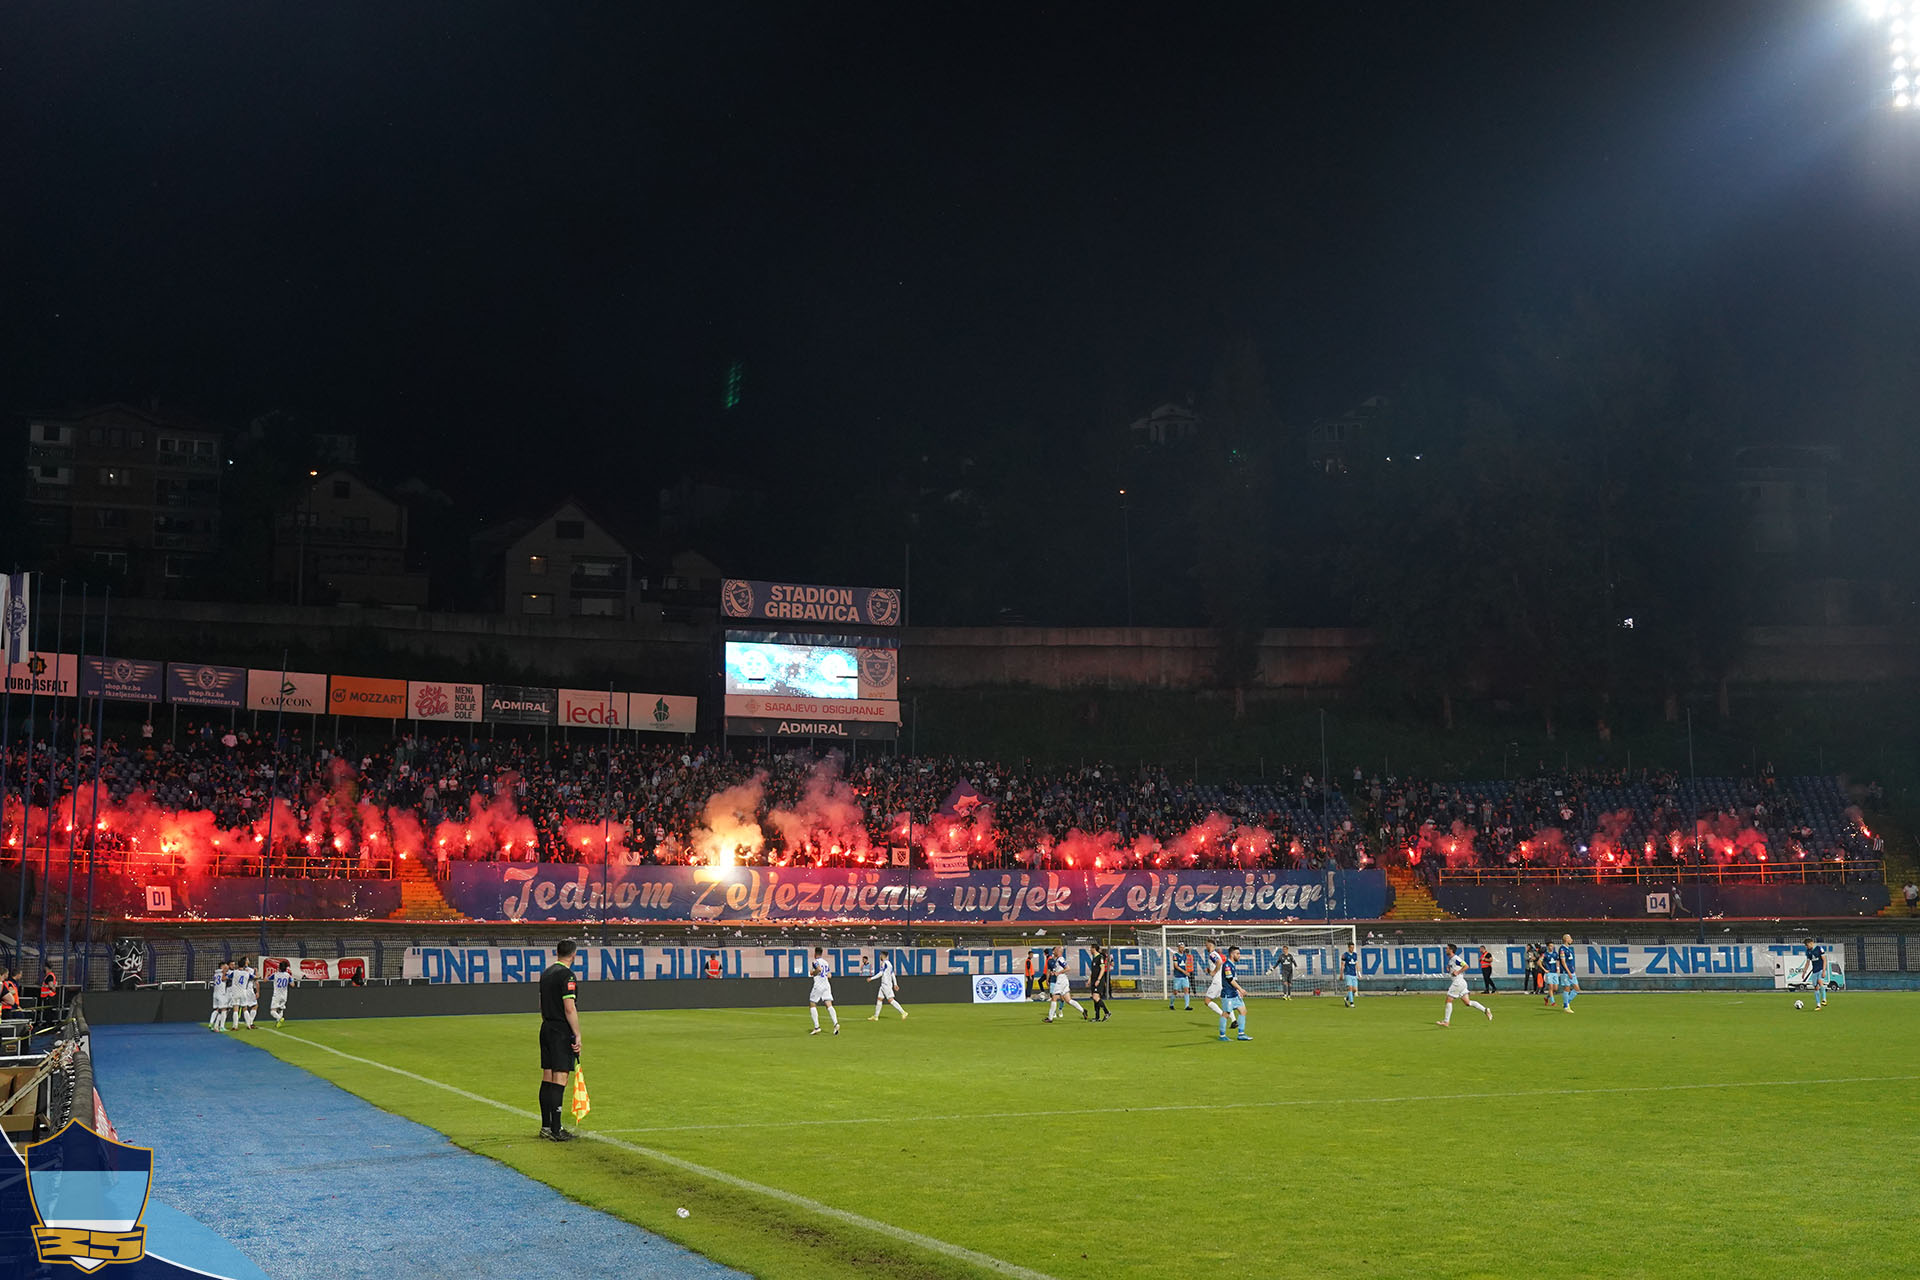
xmin=4 ymin=2 xmax=1914 ymax=531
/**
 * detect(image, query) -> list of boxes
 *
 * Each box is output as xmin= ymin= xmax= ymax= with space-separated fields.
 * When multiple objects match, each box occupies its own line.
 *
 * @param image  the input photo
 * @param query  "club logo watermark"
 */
xmin=26 ymin=1121 xmax=153 ymax=1270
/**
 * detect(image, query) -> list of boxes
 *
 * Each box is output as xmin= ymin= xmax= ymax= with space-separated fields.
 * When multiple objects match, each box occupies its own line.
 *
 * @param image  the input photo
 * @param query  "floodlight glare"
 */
xmin=1898 ymin=92 xmax=1914 ymax=108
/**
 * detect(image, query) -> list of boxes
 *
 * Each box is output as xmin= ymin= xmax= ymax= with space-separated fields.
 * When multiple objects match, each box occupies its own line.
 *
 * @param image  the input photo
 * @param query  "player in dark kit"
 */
xmin=1089 ymin=944 xmax=1113 ymax=1021
xmin=537 ymin=939 xmax=583 ymax=1141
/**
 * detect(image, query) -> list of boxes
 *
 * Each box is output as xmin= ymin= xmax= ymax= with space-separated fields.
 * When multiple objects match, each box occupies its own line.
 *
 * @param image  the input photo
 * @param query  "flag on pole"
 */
xmin=569 ymin=1066 xmax=592 ymax=1123
xmin=2 ymin=573 xmax=30 ymax=664
xmin=936 ymin=780 xmax=982 ymax=818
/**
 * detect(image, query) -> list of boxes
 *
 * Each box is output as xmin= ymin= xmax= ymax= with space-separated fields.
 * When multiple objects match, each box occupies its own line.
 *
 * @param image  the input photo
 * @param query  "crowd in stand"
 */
xmin=0 ymin=720 xmax=1885 ymax=881
xmin=1375 ymin=765 xmax=1882 ymax=877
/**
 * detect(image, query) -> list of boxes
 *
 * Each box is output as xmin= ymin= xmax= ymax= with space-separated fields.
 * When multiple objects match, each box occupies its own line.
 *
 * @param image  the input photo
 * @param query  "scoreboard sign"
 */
xmin=720 ymin=579 xmax=902 ymax=627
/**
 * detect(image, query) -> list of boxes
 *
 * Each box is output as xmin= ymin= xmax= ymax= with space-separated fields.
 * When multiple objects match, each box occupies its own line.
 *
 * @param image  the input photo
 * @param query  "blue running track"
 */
xmin=91 ymin=1024 xmax=746 ymax=1280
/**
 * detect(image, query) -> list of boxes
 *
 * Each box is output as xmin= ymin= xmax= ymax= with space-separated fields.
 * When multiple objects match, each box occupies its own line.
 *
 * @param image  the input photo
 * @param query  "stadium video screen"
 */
xmin=724 ymin=641 xmax=861 ymax=699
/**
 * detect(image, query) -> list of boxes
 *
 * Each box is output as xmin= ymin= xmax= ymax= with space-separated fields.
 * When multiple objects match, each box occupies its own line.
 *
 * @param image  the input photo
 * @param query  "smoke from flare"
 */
xmin=693 ymin=772 xmax=767 ymax=867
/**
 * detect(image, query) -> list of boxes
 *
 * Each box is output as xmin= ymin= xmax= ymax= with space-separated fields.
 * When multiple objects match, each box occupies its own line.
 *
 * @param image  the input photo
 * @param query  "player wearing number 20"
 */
xmin=269 ymin=960 xmax=293 ymax=1025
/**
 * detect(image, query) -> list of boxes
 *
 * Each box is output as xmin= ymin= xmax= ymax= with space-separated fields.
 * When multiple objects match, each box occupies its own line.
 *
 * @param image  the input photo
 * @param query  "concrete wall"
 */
xmin=46 ymin=599 xmax=1920 ymax=694
xmin=1434 ymin=879 xmax=1892 ymax=920
xmin=56 ymin=596 xmax=713 ymax=689
xmin=80 ymin=974 xmax=977 ymax=1024
xmin=902 ymin=626 xmax=1368 ymax=690
xmin=1725 ymin=626 xmax=1920 ymax=684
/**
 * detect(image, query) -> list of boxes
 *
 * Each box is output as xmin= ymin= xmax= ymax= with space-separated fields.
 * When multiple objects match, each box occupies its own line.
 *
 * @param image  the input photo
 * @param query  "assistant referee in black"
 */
xmin=537 ymin=939 xmax=582 ymax=1141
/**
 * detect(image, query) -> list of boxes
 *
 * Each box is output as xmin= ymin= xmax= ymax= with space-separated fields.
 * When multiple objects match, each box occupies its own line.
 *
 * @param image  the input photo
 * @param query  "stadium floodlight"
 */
xmin=1863 ymin=1 xmax=1920 ymax=109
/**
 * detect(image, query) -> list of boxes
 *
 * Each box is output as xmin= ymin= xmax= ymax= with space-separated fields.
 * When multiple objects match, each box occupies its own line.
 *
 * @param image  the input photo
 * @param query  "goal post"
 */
xmin=1146 ymin=924 xmax=1358 ymax=1001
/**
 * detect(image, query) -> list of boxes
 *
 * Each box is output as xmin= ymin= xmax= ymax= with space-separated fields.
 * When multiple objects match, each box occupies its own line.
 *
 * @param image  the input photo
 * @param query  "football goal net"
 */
xmin=1145 ymin=923 xmax=1358 ymax=1001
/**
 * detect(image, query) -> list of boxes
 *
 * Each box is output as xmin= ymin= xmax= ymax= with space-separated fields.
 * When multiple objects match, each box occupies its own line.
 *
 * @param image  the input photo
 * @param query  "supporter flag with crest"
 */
xmin=2 ymin=572 xmax=30 ymax=664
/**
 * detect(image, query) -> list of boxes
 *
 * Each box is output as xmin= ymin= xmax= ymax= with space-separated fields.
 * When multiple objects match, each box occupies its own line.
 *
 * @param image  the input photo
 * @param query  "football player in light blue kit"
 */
xmin=1341 ymin=943 xmax=1359 ymax=1008
xmin=1799 ymin=940 xmax=1829 ymax=1009
xmin=1218 ymin=945 xmax=1251 ymax=1041
xmin=1169 ymin=945 xmax=1196 ymax=1010
xmin=1541 ymin=943 xmax=1561 ymax=1007
xmin=1556 ymin=934 xmax=1579 ymax=1011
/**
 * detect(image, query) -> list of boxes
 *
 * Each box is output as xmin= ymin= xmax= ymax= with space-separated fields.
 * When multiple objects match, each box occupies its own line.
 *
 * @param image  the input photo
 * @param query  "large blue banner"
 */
xmin=442 ymin=864 xmax=1391 ymax=924
xmin=402 ymin=939 xmax=1844 ymax=985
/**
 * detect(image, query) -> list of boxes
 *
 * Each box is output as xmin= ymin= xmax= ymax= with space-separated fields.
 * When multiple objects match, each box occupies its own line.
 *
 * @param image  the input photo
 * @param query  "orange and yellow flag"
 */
xmin=570 ymin=1066 xmax=592 ymax=1123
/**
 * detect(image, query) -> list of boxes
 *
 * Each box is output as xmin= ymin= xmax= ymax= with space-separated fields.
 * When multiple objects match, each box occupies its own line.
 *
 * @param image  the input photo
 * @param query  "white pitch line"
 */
xmin=590 ymin=1073 xmax=1920 ymax=1136
xmin=267 ymin=1030 xmax=1057 ymax=1280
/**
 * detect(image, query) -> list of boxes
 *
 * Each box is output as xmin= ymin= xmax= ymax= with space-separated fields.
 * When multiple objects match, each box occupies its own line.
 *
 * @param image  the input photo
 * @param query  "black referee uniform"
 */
xmin=1089 ymin=946 xmax=1113 ymax=1021
xmin=537 ymin=958 xmax=579 ymax=1139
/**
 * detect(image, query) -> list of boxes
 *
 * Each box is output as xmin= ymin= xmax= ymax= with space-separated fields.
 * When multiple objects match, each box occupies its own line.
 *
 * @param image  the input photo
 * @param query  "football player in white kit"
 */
xmin=269 ymin=960 xmax=294 ymax=1025
xmin=865 ymin=950 xmax=908 ymax=1021
xmin=1200 ymin=941 xmax=1228 ymax=1018
xmin=208 ymin=962 xmax=231 ymax=1031
xmin=233 ymin=957 xmax=259 ymax=1030
xmin=1436 ymin=943 xmax=1492 ymax=1027
xmin=807 ymin=945 xmax=840 ymax=1036
xmin=1043 ymin=946 xmax=1087 ymax=1022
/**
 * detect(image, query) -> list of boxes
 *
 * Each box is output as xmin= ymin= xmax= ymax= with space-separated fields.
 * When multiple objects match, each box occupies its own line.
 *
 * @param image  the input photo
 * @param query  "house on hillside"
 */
xmin=474 ymin=498 xmax=724 ymax=622
xmin=272 ymin=468 xmax=428 ymax=608
xmin=475 ymin=498 xmax=645 ymax=620
xmin=1127 ymin=402 xmax=1201 ymax=447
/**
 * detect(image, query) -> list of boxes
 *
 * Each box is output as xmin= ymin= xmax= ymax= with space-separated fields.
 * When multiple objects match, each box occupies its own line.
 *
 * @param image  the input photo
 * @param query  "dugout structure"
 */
xmin=1148 ymin=924 xmax=1358 ymax=1002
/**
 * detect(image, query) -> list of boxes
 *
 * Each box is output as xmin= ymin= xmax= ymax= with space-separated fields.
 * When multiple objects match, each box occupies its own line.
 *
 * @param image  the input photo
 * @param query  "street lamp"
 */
xmin=1118 ymin=489 xmax=1134 ymax=627
xmin=296 ymin=469 xmax=317 ymax=606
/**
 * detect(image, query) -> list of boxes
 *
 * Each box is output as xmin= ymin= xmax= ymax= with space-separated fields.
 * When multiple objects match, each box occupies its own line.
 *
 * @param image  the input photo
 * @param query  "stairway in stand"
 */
xmin=389 ymin=856 xmax=467 ymax=921
xmin=1875 ymin=829 xmax=1916 ymax=918
xmin=1384 ymin=865 xmax=1452 ymax=920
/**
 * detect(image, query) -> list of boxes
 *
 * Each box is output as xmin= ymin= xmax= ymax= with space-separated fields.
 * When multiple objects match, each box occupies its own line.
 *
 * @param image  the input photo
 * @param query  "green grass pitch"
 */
xmin=251 ymin=992 xmax=1917 ymax=1280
